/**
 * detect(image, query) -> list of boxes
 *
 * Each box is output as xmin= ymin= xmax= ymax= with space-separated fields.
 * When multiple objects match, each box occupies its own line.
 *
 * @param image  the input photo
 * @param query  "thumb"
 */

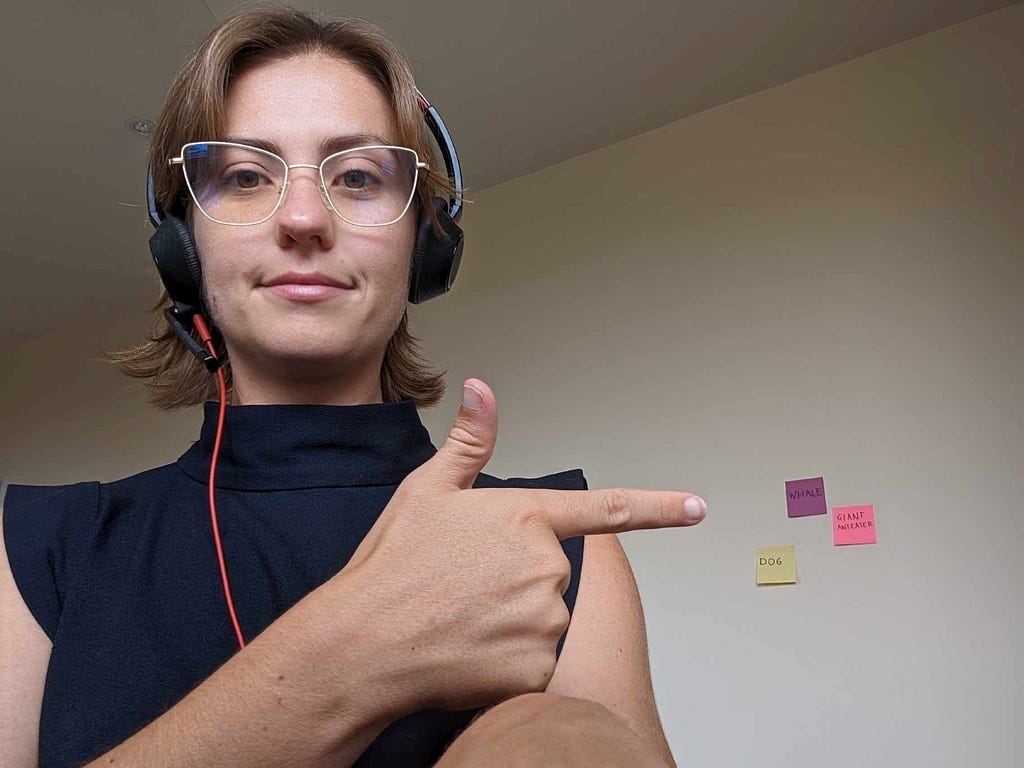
xmin=425 ymin=378 xmax=498 ymax=490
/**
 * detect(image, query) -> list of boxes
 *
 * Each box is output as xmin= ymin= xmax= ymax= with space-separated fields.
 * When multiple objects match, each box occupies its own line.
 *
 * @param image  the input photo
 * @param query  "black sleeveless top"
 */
xmin=3 ymin=401 xmax=586 ymax=767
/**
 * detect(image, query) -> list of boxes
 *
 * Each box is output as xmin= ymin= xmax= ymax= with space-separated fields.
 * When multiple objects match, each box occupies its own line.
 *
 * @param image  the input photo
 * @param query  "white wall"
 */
xmin=1 ymin=321 xmax=202 ymax=484
xmin=2 ymin=6 xmax=1021 ymax=766
xmin=411 ymin=7 xmax=1023 ymax=766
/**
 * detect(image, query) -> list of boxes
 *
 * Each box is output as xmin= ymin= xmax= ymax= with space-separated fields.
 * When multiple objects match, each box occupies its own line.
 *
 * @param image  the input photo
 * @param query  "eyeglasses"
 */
xmin=169 ymin=141 xmax=427 ymax=227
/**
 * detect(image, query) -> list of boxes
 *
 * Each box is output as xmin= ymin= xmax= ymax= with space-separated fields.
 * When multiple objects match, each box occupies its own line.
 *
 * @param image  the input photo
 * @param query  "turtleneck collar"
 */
xmin=177 ymin=400 xmax=437 ymax=491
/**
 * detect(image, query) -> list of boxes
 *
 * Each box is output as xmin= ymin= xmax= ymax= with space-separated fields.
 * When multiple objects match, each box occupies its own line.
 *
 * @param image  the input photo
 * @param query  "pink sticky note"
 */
xmin=786 ymin=477 xmax=827 ymax=517
xmin=833 ymin=504 xmax=877 ymax=545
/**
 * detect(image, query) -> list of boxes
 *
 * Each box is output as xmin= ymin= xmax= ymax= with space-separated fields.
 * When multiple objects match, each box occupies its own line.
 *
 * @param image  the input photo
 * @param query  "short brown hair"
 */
xmin=112 ymin=5 xmax=449 ymax=408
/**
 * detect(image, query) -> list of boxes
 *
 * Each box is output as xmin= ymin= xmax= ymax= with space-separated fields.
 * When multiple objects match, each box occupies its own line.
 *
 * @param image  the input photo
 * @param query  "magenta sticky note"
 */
xmin=785 ymin=477 xmax=827 ymax=517
xmin=833 ymin=505 xmax=877 ymax=545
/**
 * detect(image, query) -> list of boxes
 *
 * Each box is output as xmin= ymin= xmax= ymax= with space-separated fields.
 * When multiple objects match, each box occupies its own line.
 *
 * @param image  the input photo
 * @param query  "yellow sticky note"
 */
xmin=756 ymin=546 xmax=797 ymax=585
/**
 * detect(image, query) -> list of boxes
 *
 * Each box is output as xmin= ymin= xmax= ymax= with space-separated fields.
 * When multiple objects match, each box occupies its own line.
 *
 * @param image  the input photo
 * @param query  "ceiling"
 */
xmin=0 ymin=0 xmax=1016 ymax=342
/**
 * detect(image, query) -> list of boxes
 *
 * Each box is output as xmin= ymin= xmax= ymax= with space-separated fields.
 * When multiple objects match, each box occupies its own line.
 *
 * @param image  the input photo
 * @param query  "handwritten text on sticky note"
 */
xmin=756 ymin=545 xmax=797 ymax=585
xmin=833 ymin=504 xmax=877 ymax=546
xmin=786 ymin=477 xmax=827 ymax=517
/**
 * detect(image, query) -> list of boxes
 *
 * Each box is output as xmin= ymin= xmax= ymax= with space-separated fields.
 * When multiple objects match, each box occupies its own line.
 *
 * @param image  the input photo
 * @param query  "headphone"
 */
xmin=146 ymin=90 xmax=464 ymax=372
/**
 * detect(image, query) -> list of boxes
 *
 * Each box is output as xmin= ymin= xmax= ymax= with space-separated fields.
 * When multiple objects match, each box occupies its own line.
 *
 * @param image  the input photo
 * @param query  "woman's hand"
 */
xmin=342 ymin=378 xmax=706 ymax=715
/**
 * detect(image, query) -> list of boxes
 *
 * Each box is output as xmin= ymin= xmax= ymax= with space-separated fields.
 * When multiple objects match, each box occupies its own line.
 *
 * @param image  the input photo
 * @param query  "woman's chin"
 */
xmin=236 ymin=338 xmax=380 ymax=375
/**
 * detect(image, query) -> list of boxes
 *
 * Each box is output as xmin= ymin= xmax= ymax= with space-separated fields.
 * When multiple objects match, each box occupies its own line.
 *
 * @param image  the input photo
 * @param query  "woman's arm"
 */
xmin=81 ymin=564 xmax=400 ymax=768
xmin=1 ymin=504 xmax=52 ymax=768
xmin=546 ymin=533 xmax=677 ymax=767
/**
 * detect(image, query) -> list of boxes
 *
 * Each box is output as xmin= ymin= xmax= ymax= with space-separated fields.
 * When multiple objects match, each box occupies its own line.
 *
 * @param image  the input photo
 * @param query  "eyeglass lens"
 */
xmin=181 ymin=143 xmax=419 ymax=226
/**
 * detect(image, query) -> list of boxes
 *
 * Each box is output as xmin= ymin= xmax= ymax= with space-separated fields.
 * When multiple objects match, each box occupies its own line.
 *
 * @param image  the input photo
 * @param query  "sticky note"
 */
xmin=785 ymin=477 xmax=827 ymax=517
xmin=833 ymin=504 xmax=877 ymax=545
xmin=756 ymin=545 xmax=797 ymax=585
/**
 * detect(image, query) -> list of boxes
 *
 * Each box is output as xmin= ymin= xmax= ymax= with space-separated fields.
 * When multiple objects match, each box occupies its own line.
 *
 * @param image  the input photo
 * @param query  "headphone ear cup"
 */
xmin=148 ymin=214 xmax=204 ymax=309
xmin=408 ymin=197 xmax=465 ymax=305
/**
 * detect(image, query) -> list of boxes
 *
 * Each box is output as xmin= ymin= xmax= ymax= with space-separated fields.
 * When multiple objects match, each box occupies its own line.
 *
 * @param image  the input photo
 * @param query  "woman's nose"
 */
xmin=274 ymin=171 xmax=335 ymax=250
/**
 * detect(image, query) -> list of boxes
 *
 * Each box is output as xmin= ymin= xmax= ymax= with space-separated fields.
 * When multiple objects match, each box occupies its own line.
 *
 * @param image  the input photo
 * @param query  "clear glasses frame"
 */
xmin=169 ymin=141 xmax=429 ymax=227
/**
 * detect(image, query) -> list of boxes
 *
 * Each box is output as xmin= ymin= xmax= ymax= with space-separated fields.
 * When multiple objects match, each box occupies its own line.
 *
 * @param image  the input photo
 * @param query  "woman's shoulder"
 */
xmin=1 ymin=462 xmax=182 ymax=640
xmin=3 ymin=479 xmax=103 ymax=545
xmin=3 ymin=462 xmax=187 ymax=559
xmin=2 ymin=462 xmax=182 ymax=524
xmin=2 ymin=480 xmax=102 ymax=641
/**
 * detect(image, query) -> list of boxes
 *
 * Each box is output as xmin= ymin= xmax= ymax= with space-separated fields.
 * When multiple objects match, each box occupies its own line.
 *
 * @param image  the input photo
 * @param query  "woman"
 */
xmin=0 ymin=7 xmax=706 ymax=767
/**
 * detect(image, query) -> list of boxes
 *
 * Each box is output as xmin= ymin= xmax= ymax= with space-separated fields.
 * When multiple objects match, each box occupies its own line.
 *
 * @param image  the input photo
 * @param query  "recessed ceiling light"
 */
xmin=125 ymin=117 xmax=155 ymax=136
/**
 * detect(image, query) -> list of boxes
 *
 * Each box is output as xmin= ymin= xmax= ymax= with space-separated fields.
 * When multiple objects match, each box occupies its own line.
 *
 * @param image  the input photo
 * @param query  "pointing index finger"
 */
xmin=540 ymin=487 xmax=707 ymax=540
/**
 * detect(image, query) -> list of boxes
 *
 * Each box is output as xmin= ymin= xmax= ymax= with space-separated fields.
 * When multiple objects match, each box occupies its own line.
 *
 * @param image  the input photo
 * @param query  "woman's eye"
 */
xmin=340 ymin=170 xmax=373 ymax=189
xmin=230 ymin=170 xmax=262 ymax=189
xmin=329 ymin=162 xmax=383 ymax=192
xmin=217 ymin=165 xmax=272 ymax=191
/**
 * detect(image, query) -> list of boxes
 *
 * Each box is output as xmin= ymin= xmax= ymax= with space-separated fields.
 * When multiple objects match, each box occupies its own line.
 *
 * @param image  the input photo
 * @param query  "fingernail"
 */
xmin=684 ymin=496 xmax=706 ymax=522
xmin=462 ymin=383 xmax=483 ymax=411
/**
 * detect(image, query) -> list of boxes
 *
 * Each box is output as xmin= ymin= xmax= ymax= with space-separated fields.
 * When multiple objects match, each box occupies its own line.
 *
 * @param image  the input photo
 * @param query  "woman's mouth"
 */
xmin=262 ymin=272 xmax=354 ymax=302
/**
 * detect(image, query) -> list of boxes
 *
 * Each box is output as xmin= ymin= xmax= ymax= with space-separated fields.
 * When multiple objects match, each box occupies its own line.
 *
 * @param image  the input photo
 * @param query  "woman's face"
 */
xmin=193 ymin=53 xmax=416 ymax=392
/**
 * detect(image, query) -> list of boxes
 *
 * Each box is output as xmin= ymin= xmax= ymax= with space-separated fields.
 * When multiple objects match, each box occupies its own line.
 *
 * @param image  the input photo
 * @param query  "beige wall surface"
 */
xmin=2 ymin=5 xmax=1022 ymax=766
xmin=412 ymin=6 xmax=1024 ymax=767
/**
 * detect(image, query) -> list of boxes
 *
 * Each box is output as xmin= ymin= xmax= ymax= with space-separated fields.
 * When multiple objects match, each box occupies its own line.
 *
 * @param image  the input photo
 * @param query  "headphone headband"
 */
xmin=417 ymin=90 xmax=463 ymax=222
xmin=145 ymin=162 xmax=162 ymax=229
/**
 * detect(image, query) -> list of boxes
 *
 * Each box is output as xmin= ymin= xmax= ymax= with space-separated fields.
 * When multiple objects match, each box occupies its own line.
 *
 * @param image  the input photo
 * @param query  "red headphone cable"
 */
xmin=192 ymin=313 xmax=246 ymax=650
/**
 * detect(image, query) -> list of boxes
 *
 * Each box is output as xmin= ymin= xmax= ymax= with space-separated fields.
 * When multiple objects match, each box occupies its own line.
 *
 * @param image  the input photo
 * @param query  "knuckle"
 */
xmin=445 ymin=422 xmax=489 ymax=456
xmin=599 ymin=488 xmax=633 ymax=530
xmin=547 ymin=554 xmax=572 ymax=594
xmin=657 ymin=493 xmax=681 ymax=527
xmin=524 ymin=652 xmax=557 ymax=692
xmin=550 ymin=603 xmax=570 ymax=636
xmin=558 ymin=559 xmax=571 ymax=588
xmin=514 ymin=504 xmax=548 ymax=531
